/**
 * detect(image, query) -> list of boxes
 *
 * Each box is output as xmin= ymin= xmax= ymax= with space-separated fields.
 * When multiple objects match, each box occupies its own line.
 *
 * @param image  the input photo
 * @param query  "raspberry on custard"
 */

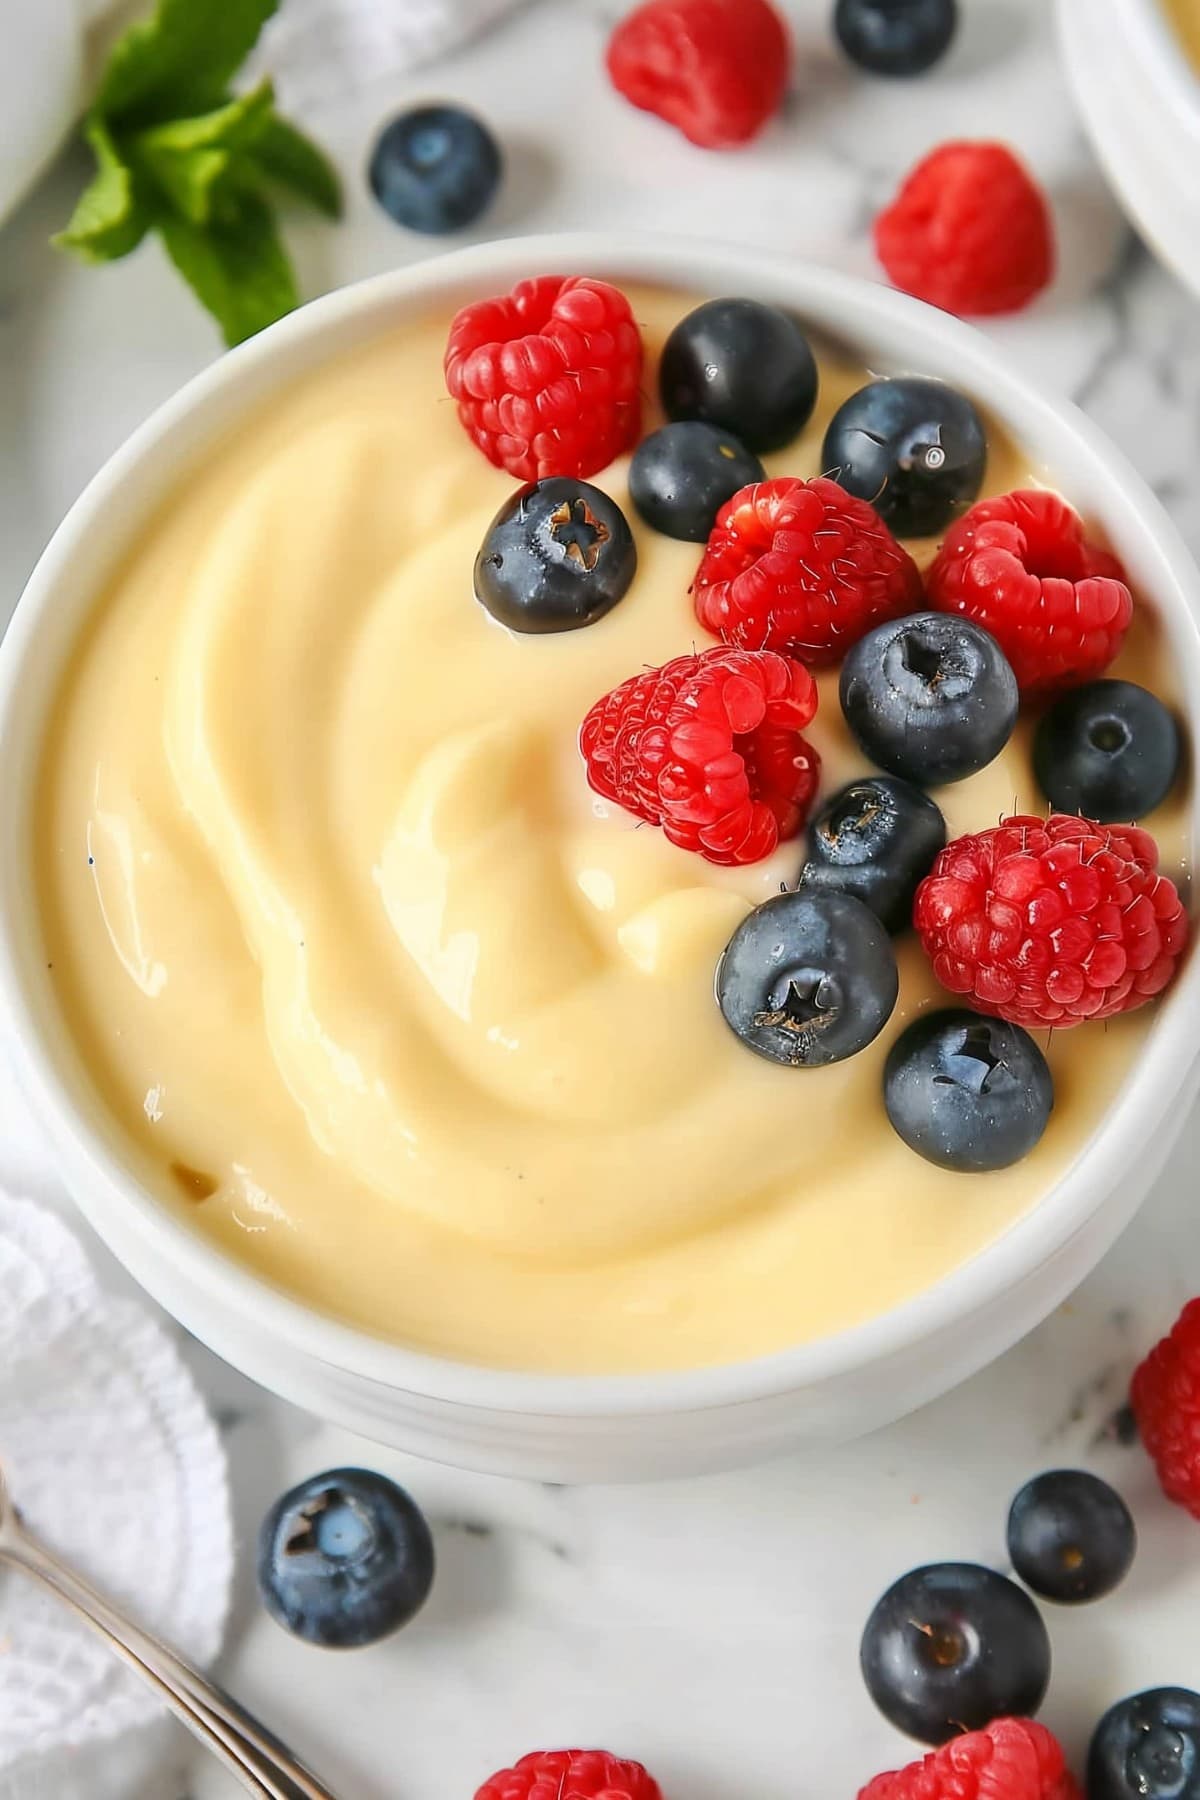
xmin=1132 ymin=1299 xmax=1200 ymax=1518
xmin=606 ymin=0 xmax=791 ymax=149
xmin=693 ymin=476 xmax=923 ymax=667
xmin=444 ymin=276 xmax=643 ymax=483
xmin=581 ymin=645 xmax=820 ymax=866
xmin=475 ymin=1748 xmax=663 ymax=1800
xmin=860 ymin=1718 xmax=1080 ymax=1800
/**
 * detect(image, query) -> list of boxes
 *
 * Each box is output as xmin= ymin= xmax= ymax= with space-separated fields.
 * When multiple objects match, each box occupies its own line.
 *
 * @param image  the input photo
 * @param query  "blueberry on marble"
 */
xmin=716 ymin=889 xmax=899 ymax=1068
xmin=860 ymin=1562 xmax=1051 ymax=1745
xmin=475 ymin=477 xmax=636 ymax=632
xmin=659 ymin=298 xmax=819 ymax=453
xmin=834 ymin=0 xmax=959 ymax=77
xmin=1007 ymin=1469 xmax=1136 ymax=1604
xmin=1033 ymin=680 xmax=1181 ymax=823
xmin=257 ymin=1468 xmax=435 ymax=1648
xmin=368 ymin=104 xmax=502 ymax=234
xmin=823 ymin=377 xmax=986 ymax=538
xmin=1089 ymin=1690 xmax=1200 ymax=1800
xmin=629 ymin=421 xmax=764 ymax=541
xmin=884 ymin=1010 xmax=1053 ymax=1172
xmin=839 ymin=612 xmax=1018 ymax=785
xmin=798 ymin=775 xmax=946 ymax=933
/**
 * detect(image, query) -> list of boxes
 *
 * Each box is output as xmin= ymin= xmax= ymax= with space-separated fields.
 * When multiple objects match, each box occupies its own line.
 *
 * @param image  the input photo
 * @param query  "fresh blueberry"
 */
xmin=257 ymin=1468 xmax=435 ymax=1648
xmin=475 ymin=478 xmax=636 ymax=633
xmin=823 ymin=377 xmax=986 ymax=538
xmin=1007 ymin=1469 xmax=1136 ymax=1604
xmin=798 ymin=776 xmax=946 ymax=934
xmin=629 ymin=421 xmax=764 ymax=542
xmin=834 ymin=0 xmax=959 ymax=77
xmin=884 ymin=1010 xmax=1054 ymax=1172
xmin=861 ymin=1562 xmax=1051 ymax=1745
xmin=716 ymin=890 xmax=899 ymax=1068
xmin=659 ymin=298 xmax=819 ymax=454
xmin=368 ymin=104 xmax=502 ymax=234
xmin=1033 ymin=679 xmax=1181 ymax=823
xmin=839 ymin=612 xmax=1018 ymax=786
xmin=1089 ymin=1690 xmax=1200 ymax=1800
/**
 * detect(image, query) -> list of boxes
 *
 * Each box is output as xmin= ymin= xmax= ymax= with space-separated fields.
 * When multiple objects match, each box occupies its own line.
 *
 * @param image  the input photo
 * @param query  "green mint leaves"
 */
xmin=55 ymin=0 xmax=341 ymax=347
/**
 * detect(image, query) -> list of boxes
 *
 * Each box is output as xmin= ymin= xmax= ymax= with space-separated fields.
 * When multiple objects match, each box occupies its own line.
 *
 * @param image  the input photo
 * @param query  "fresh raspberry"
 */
xmin=914 ymin=814 xmax=1188 ymax=1030
xmin=927 ymin=489 xmax=1133 ymax=695
xmin=581 ymin=645 xmax=820 ymax=866
xmin=444 ymin=276 xmax=643 ymax=483
xmin=860 ymin=1718 xmax=1080 ymax=1800
xmin=693 ymin=476 xmax=923 ymax=667
xmin=875 ymin=141 xmax=1055 ymax=317
xmin=606 ymin=0 xmax=790 ymax=149
xmin=1132 ymin=1299 xmax=1200 ymax=1517
xmin=475 ymin=1749 xmax=663 ymax=1800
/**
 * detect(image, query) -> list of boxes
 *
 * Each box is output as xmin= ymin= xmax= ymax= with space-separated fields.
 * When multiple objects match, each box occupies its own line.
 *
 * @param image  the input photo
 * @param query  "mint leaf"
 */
xmin=95 ymin=0 xmax=279 ymax=123
xmin=53 ymin=117 xmax=150 ymax=262
xmin=159 ymin=187 xmax=299 ymax=347
xmin=250 ymin=114 xmax=343 ymax=218
xmin=130 ymin=81 xmax=276 ymax=225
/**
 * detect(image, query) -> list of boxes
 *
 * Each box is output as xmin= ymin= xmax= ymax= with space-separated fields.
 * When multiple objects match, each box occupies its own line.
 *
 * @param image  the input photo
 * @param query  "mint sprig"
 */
xmin=55 ymin=0 xmax=342 ymax=347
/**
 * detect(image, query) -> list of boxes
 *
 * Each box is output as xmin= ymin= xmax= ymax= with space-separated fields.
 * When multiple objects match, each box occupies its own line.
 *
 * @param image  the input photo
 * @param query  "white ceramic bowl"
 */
xmin=3 ymin=234 xmax=1199 ymax=1483
xmin=1059 ymin=0 xmax=1200 ymax=297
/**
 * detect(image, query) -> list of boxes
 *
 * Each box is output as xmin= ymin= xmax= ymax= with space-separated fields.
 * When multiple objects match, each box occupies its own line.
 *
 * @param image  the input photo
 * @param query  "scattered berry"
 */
xmin=629 ymin=421 xmax=764 ymax=542
xmin=445 ymin=276 xmax=643 ymax=482
xmin=835 ymin=0 xmax=959 ymax=76
xmin=1034 ymin=680 xmax=1181 ymax=823
xmin=476 ymin=1749 xmax=663 ymax=1800
xmin=875 ymin=141 xmax=1055 ymax=317
xmin=717 ymin=889 xmax=899 ymax=1067
xmin=256 ymin=1469 xmax=434 ymax=1649
xmin=1132 ymin=1300 xmax=1200 ymax=1517
xmin=659 ymin=298 xmax=818 ymax=453
xmin=884 ymin=1009 xmax=1053 ymax=1171
xmin=581 ymin=646 xmax=820 ymax=865
xmin=860 ymin=1718 xmax=1079 ymax=1800
xmin=1088 ymin=1690 xmax=1200 ymax=1800
xmin=798 ymin=776 xmax=946 ymax=934
xmin=367 ymin=104 xmax=502 ymax=234
xmin=928 ymin=490 xmax=1133 ymax=696
xmin=1006 ymin=1470 xmax=1136 ymax=1604
xmin=822 ymin=376 xmax=987 ymax=539
xmin=694 ymin=477 xmax=922 ymax=666
xmin=475 ymin=477 xmax=636 ymax=632
xmin=861 ymin=1562 xmax=1051 ymax=1745
xmin=839 ymin=612 xmax=1018 ymax=785
xmin=915 ymin=814 xmax=1188 ymax=1029
xmin=606 ymin=0 xmax=790 ymax=148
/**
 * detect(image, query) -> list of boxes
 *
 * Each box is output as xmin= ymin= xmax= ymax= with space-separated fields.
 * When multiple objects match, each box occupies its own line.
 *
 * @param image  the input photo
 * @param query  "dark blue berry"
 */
xmin=798 ymin=776 xmax=946 ymax=934
xmin=839 ymin=612 xmax=1018 ymax=786
xmin=717 ymin=890 xmax=898 ymax=1068
xmin=834 ymin=0 xmax=959 ymax=76
xmin=257 ymin=1468 xmax=434 ymax=1648
xmin=884 ymin=1010 xmax=1054 ymax=1172
xmin=823 ymin=377 xmax=985 ymax=538
xmin=1089 ymin=1691 xmax=1200 ymax=1800
xmin=1007 ymin=1469 xmax=1135 ymax=1604
xmin=368 ymin=104 xmax=501 ymax=234
xmin=861 ymin=1562 xmax=1051 ymax=1745
xmin=659 ymin=298 xmax=819 ymax=454
xmin=629 ymin=421 xmax=764 ymax=542
xmin=1033 ymin=680 xmax=1181 ymax=823
xmin=475 ymin=478 xmax=636 ymax=633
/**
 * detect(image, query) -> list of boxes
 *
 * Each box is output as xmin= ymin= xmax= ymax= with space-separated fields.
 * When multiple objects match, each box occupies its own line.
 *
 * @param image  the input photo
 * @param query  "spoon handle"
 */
xmin=0 ymin=1527 xmax=341 ymax=1800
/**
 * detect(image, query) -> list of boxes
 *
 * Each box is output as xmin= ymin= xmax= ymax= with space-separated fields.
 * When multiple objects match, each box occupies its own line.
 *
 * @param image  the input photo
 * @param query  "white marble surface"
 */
xmin=3 ymin=0 xmax=1200 ymax=1795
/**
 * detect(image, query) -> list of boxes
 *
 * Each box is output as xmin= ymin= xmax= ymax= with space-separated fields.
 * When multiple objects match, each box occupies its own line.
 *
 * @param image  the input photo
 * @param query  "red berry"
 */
xmin=1132 ymin=1299 xmax=1200 ymax=1518
xmin=693 ymin=476 xmax=924 ymax=667
xmin=875 ymin=141 xmax=1055 ymax=317
xmin=475 ymin=1749 xmax=663 ymax=1800
xmin=606 ymin=0 xmax=790 ymax=149
xmin=860 ymin=1718 xmax=1080 ymax=1800
xmin=444 ymin=276 xmax=643 ymax=483
xmin=927 ymin=489 xmax=1133 ymax=695
xmin=581 ymin=645 xmax=820 ymax=866
xmin=914 ymin=814 xmax=1188 ymax=1030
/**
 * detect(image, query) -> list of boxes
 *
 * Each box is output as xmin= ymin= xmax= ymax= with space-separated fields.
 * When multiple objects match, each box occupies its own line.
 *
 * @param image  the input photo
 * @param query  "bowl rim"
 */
xmin=3 ymin=229 xmax=1199 ymax=1419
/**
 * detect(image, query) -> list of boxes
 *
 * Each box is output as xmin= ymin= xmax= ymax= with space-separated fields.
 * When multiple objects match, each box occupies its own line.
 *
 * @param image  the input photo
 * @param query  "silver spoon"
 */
xmin=0 ymin=1460 xmax=341 ymax=1799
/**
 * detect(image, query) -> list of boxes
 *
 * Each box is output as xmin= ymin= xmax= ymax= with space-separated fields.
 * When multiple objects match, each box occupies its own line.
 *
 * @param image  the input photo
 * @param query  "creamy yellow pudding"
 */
xmin=36 ymin=287 xmax=1188 ymax=1374
xmin=1163 ymin=0 xmax=1200 ymax=70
